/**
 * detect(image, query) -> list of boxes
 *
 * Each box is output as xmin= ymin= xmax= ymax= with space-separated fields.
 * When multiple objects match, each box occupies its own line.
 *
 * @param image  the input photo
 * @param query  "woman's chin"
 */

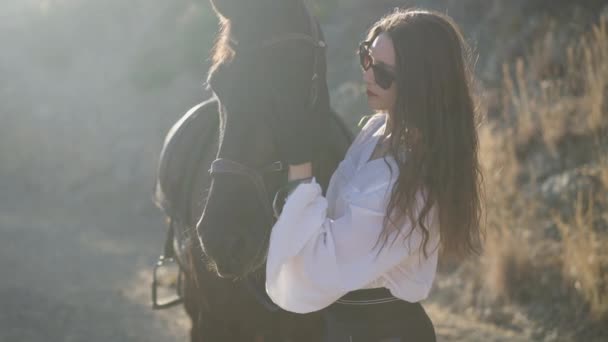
xmin=366 ymin=98 xmax=379 ymax=109
xmin=366 ymin=97 xmax=384 ymax=111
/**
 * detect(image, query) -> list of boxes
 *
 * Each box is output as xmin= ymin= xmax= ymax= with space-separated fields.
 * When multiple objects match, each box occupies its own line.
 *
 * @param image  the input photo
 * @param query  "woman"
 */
xmin=266 ymin=8 xmax=483 ymax=341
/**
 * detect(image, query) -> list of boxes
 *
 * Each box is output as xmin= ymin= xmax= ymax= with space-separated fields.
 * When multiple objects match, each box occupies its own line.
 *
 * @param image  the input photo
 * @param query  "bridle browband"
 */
xmin=208 ymin=1 xmax=325 ymax=224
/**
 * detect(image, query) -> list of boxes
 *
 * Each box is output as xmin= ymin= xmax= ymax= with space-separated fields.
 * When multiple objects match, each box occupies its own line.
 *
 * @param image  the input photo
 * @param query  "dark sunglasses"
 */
xmin=358 ymin=41 xmax=396 ymax=90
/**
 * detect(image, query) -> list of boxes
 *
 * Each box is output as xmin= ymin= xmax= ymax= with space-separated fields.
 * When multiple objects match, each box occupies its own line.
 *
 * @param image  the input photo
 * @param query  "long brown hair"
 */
xmin=368 ymin=9 xmax=483 ymax=259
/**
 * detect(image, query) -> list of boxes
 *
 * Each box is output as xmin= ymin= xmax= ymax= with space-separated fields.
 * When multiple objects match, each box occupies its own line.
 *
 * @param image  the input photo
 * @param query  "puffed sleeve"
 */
xmin=265 ymin=178 xmax=435 ymax=314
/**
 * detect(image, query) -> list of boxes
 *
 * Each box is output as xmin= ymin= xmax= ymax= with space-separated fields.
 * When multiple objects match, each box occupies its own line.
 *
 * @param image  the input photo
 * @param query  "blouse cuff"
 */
xmin=266 ymin=179 xmax=328 ymax=280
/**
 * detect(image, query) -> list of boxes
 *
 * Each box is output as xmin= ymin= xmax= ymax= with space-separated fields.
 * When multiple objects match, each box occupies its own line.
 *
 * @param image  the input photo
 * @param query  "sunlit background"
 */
xmin=1 ymin=1 xmax=607 ymax=341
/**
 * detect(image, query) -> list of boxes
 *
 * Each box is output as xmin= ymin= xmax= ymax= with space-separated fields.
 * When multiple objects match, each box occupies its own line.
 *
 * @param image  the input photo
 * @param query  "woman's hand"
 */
xmin=272 ymin=163 xmax=313 ymax=216
xmin=288 ymin=162 xmax=313 ymax=181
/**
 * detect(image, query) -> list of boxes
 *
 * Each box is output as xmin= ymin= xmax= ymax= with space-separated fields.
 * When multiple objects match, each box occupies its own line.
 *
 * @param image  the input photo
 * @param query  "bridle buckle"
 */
xmin=268 ymin=161 xmax=284 ymax=172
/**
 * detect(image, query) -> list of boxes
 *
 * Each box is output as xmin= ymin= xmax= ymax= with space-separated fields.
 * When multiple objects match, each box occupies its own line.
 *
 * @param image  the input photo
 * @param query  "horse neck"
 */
xmin=314 ymin=110 xmax=353 ymax=192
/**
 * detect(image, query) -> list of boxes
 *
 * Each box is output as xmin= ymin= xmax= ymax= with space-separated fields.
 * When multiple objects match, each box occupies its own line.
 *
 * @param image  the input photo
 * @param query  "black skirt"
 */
xmin=323 ymin=288 xmax=436 ymax=342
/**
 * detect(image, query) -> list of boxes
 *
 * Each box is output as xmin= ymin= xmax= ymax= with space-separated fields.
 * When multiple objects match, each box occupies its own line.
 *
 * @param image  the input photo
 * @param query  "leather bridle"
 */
xmin=154 ymin=1 xmax=327 ymax=312
xmin=206 ymin=1 xmax=326 ymax=312
xmin=209 ymin=158 xmax=286 ymax=221
xmin=208 ymin=1 xmax=326 ymax=225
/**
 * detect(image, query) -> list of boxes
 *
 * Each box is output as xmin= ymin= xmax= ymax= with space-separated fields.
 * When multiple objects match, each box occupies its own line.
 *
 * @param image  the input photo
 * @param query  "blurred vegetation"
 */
xmin=1 ymin=1 xmax=608 ymax=340
xmin=436 ymin=13 xmax=608 ymax=340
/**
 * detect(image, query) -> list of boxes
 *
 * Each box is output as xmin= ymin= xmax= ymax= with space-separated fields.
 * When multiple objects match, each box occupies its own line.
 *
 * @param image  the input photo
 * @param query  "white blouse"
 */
xmin=265 ymin=113 xmax=440 ymax=314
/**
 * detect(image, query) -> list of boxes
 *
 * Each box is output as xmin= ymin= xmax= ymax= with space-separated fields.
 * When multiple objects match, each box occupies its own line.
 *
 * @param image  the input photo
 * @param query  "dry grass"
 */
xmin=476 ymin=15 xmax=608 ymax=325
xmin=554 ymin=192 xmax=608 ymax=320
xmin=499 ymin=17 xmax=607 ymax=154
xmin=601 ymin=156 xmax=608 ymax=189
xmin=579 ymin=19 xmax=608 ymax=134
xmin=482 ymin=221 xmax=535 ymax=301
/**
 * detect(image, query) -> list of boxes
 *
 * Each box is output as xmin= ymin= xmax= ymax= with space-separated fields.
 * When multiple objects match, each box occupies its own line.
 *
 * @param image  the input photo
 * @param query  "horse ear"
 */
xmin=209 ymin=0 xmax=238 ymax=19
xmin=209 ymin=0 xmax=265 ymax=19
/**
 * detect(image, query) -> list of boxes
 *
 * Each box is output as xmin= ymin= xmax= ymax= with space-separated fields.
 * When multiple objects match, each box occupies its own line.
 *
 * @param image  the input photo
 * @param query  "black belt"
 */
xmin=335 ymin=288 xmax=398 ymax=305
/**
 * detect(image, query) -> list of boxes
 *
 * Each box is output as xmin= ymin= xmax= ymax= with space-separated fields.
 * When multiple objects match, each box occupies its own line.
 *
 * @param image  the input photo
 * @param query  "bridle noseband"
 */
xmin=209 ymin=158 xmax=286 ymax=221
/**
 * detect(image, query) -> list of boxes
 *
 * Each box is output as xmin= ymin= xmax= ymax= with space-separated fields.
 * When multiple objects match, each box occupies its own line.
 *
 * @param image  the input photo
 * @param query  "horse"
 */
xmin=153 ymin=0 xmax=353 ymax=340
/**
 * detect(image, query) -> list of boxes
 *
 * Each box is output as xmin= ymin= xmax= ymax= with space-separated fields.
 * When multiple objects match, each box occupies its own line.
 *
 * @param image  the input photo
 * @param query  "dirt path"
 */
xmin=0 ymin=201 xmax=188 ymax=342
xmin=426 ymin=304 xmax=532 ymax=342
xmin=0 ymin=199 xmax=532 ymax=342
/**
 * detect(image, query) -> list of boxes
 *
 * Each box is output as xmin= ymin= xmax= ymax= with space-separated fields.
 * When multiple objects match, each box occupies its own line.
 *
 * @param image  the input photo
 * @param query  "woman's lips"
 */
xmin=366 ymin=89 xmax=377 ymax=97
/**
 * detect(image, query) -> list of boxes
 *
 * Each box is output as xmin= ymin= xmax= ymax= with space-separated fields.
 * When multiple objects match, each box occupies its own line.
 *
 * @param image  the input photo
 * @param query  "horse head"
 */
xmin=197 ymin=0 xmax=332 ymax=279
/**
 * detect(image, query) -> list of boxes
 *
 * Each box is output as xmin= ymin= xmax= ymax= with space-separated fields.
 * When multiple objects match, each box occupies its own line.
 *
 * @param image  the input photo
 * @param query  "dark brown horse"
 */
xmin=154 ymin=0 xmax=352 ymax=340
